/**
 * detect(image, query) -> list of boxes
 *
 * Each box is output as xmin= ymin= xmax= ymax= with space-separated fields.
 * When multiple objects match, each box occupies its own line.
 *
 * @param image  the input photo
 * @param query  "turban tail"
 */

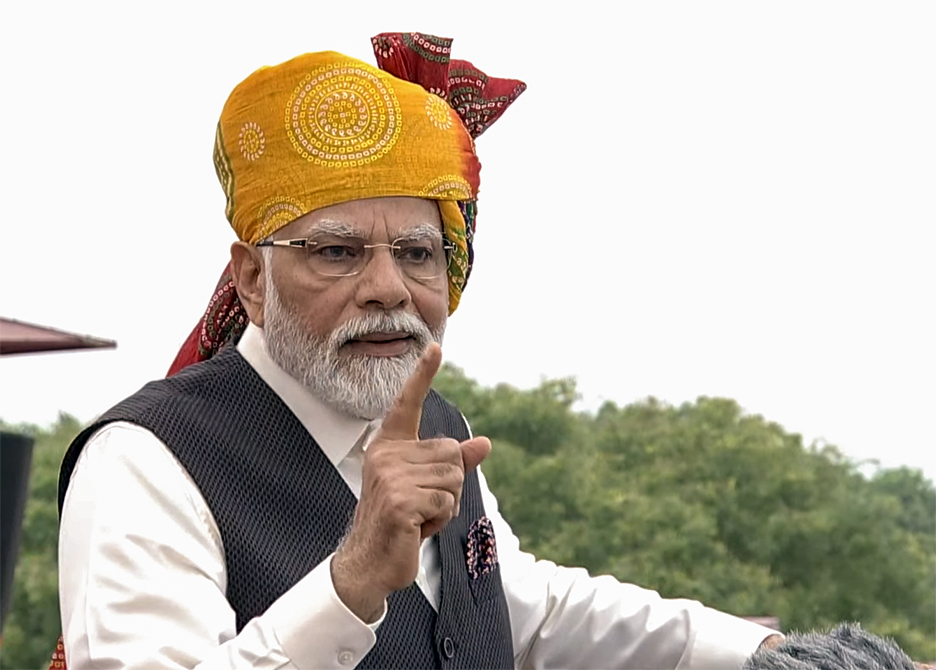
xmin=167 ymin=34 xmax=524 ymax=376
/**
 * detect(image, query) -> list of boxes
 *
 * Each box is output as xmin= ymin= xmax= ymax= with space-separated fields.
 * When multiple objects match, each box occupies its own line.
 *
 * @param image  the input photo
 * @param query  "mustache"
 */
xmin=330 ymin=312 xmax=433 ymax=348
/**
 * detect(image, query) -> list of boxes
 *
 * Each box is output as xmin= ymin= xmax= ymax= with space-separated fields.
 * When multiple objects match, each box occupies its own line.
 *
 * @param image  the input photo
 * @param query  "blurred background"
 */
xmin=1 ymin=1 xmax=933 ymax=666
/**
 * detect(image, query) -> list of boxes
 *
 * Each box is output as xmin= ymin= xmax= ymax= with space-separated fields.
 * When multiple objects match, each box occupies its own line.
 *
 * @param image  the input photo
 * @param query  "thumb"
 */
xmin=460 ymin=436 xmax=492 ymax=473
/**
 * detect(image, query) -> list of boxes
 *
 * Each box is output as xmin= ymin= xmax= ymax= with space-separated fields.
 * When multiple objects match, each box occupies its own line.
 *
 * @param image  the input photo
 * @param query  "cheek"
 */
xmin=271 ymin=269 xmax=348 ymax=337
xmin=412 ymin=283 xmax=449 ymax=331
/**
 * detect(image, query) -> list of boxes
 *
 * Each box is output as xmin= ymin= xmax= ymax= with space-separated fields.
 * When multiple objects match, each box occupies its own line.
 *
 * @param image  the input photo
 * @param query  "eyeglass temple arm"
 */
xmin=255 ymin=239 xmax=307 ymax=248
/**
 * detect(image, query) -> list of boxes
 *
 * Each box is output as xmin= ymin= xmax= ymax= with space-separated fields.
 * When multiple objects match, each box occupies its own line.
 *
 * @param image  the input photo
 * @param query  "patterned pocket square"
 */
xmin=466 ymin=516 xmax=498 ymax=579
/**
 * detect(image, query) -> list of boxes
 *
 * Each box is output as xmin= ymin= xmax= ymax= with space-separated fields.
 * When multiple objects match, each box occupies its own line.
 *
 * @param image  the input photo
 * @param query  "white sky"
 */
xmin=1 ymin=1 xmax=933 ymax=481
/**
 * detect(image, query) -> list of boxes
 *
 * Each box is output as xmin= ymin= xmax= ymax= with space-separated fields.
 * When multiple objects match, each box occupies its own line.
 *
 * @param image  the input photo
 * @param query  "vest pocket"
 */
xmin=468 ymin=563 xmax=504 ymax=604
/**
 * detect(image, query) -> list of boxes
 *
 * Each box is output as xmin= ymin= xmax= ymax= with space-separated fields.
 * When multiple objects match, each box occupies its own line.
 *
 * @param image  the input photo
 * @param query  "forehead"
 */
xmin=280 ymin=196 xmax=442 ymax=238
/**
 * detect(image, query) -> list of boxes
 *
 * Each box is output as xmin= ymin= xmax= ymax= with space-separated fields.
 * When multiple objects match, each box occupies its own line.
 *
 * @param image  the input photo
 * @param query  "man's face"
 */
xmin=259 ymin=196 xmax=449 ymax=419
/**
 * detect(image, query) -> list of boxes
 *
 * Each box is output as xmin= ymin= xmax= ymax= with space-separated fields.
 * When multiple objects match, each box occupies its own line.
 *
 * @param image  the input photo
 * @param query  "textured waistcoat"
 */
xmin=59 ymin=346 xmax=514 ymax=669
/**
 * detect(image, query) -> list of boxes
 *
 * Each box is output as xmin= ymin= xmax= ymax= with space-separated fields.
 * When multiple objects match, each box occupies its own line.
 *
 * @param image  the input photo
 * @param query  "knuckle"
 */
xmin=431 ymin=462 xmax=453 ymax=479
xmin=436 ymin=508 xmax=454 ymax=525
xmin=429 ymin=489 xmax=453 ymax=511
xmin=387 ymin=487 xmax=409 ymax=508
xmin=425 ymin=437 xmax=461 ymax=461
xmin=393 ymin=390 xmax=412 ymax=411
xmin=369 ymin=442 xmax=401 ymax=468
xmin=367 ymin=442 xmax=390 ymax=462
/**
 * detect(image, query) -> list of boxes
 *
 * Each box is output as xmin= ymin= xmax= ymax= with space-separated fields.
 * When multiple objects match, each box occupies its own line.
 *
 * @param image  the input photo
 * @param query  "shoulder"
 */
xmin=106 ymin=346 xmax=254 ymax=423
xmin=58 ymin=348 xmax=252 ymax=511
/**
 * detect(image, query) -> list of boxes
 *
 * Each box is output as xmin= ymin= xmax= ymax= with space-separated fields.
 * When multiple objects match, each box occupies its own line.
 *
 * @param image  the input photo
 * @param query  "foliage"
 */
xmin=2 ymin=370 xmax=934 ymax=665
xmin=436 ymin=365 xmax=936 ymax=661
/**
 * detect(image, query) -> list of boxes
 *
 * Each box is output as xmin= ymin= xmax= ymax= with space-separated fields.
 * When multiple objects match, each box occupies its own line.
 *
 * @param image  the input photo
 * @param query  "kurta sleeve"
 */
xmin=59 ymin=422 xmax=382 ymax=670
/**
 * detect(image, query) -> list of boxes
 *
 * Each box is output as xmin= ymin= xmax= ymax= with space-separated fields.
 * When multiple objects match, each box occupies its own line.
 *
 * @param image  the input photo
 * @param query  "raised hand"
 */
xmin=330 ymin=343 xmax=492 ymax=622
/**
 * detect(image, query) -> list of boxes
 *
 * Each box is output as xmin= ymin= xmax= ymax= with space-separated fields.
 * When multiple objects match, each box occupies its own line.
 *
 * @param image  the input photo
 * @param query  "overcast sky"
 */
xmin=1 ymin=1 xmax=933 ymax=481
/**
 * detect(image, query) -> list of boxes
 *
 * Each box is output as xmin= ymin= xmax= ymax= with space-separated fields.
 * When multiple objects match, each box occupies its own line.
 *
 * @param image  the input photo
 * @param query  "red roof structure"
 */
xmin=0 ymin=317 xmax=116 ymax=356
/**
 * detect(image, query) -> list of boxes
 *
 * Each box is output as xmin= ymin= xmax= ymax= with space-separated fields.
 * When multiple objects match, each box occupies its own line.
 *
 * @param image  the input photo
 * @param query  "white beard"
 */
xmin=262 ymin=265 xmax=445 ymax=420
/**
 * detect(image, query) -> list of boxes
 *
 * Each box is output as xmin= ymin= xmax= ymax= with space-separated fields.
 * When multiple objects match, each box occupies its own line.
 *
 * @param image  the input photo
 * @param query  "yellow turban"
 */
xmin=212 ymin=33 xmax=524 ymax=313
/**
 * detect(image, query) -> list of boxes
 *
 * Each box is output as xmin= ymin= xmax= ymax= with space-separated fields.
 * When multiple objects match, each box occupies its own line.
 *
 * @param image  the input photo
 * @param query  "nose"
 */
xmin=353 ymin=245 xmax=411 ymax=311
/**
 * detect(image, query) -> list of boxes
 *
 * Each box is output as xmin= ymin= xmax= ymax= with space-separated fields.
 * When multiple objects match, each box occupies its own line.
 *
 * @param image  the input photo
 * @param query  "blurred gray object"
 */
xmin=0 ymin=317 xmax=116 ymax=356
xmin=1 ymin=431 xmax=34 ymax=633
xmin=743 ymin=623 xmax=917 ymax=670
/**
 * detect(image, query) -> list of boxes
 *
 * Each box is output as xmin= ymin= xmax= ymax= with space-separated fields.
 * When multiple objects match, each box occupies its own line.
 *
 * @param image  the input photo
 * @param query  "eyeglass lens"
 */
xmin=305 ymin=235 xmax=451 ymax=278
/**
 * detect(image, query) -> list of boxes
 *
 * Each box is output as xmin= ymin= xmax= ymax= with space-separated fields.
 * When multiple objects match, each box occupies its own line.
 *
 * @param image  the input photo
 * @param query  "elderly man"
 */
xmin=56 ymin=33 xmax=780 ymax=669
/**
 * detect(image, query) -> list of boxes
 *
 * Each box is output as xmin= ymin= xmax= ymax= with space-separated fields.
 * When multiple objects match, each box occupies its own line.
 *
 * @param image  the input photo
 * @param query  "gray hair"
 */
xmin=742 ymin=624 xmax=917 ymax=670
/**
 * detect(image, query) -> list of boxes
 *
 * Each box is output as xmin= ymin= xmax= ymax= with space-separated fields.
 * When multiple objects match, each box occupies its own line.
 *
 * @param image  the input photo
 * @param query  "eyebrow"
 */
xmin=393 ymin=223 xmax=444 ymax=242
xmin=307 ymin=219 xmax=361 ymax=238
xmin=307 ymin=219 xmax=443 ymax=241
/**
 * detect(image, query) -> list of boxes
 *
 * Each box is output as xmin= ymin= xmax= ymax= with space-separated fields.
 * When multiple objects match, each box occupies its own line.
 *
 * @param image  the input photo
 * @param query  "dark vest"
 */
xmin=59 ymin=346 xmax=514 ymax=669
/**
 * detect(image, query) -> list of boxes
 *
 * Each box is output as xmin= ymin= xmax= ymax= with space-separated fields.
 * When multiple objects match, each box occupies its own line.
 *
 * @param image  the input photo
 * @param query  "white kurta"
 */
xmin=59 ymin=323 xmax=775 ymax=669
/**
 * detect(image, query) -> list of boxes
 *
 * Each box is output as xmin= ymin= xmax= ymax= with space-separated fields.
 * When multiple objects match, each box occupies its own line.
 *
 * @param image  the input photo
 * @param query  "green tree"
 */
xmin=434 ymin=363 xmax=580 ymax=455
xmin=870 ymin=467 xmax=936 ymax=537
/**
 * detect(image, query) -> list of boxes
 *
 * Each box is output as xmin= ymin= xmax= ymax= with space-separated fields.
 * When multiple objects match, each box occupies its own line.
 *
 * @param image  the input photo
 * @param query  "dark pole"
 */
xmin=1 ymin=431 xmax=35 ymax=634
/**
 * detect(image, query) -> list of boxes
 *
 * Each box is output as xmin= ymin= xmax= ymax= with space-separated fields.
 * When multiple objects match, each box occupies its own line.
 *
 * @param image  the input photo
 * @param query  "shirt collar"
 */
xmin=236 ymin=323 xmax=377 ymax=466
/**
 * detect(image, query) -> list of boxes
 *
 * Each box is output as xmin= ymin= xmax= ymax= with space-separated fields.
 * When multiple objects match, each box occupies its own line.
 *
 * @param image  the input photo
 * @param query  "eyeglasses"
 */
xmin=256 ymin=234 xmax=456 ymax=280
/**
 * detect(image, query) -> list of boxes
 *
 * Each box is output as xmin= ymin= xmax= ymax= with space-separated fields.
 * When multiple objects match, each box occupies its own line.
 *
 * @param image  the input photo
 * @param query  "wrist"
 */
xmin=758 ymin=634 xmax=784 ymax=650
xmin=331 ymin=546 xmax=388 ymax=624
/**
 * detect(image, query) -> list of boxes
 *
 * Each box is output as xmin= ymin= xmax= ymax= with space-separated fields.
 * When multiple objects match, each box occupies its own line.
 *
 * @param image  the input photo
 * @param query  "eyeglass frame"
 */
xmin=255 ymin=233 xmax=457 ymax=279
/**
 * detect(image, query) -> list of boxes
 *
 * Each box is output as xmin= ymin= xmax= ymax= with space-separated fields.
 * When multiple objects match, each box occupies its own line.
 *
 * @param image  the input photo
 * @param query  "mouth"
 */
xmin=342 ymin=331 xmax=416 ymax=357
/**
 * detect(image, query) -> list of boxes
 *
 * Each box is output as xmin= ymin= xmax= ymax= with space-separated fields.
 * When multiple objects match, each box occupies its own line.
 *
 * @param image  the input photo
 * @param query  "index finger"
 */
xmin=377 ymin=342 xmax=442 ymax=440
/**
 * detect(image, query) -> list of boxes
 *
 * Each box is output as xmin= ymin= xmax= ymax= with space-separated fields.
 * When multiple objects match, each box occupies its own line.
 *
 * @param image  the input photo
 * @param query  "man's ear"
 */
xmin=230 ymin=241 xmax=266 ymax=328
